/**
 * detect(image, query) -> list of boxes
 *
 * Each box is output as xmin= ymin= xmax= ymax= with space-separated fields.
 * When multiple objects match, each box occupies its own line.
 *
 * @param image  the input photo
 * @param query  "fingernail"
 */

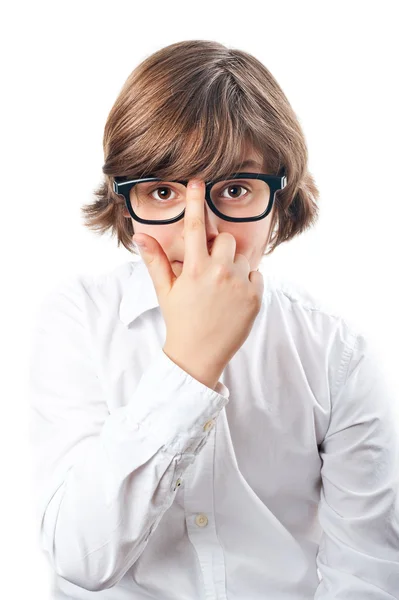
xmin=188 ymin=179 xmax=202 ymax=188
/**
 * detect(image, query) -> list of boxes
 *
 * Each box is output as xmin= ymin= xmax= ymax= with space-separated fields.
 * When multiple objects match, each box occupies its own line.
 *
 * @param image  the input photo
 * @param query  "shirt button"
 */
xmin=173 ymin=478 xmax=182 ymax=491
xmin=195 ymin=513 xmax=208 ymax=527
xmin=203 ymin=418 xmax=215 ymax=432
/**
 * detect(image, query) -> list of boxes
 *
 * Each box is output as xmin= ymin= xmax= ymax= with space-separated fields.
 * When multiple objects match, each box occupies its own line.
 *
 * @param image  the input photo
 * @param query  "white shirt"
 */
xmin=28 ymin=258 xmax=399 ymax=599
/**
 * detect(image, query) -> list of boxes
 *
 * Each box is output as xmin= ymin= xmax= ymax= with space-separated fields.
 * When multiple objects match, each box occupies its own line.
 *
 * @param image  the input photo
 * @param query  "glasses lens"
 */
xmin=211 ymin=178 xmax=270 ymax=218
xmin=130 ymin=178 xmax=271 ymax=221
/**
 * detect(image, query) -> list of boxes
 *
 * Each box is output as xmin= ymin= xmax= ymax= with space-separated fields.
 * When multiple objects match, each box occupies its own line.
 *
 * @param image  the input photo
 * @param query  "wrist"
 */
xmin=162 ymin=346 xmax=222 ymax=390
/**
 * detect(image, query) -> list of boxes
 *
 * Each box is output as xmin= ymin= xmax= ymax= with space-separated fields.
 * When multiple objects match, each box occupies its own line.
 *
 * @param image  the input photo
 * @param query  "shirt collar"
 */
xmin=119 ymin=260 xmax=160 ymax=326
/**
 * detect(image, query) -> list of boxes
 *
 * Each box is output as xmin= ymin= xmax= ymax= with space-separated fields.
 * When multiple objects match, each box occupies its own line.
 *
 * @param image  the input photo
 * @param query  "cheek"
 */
xmin=133 ymin=222 xmax=175 ymax=250
xmin=232 ymin=224 xmax=265 ymax=252
xmin=155 ymin=228 xmax=179 ymax=253
xmin=232 ymin=224 xmax=272 ymax=263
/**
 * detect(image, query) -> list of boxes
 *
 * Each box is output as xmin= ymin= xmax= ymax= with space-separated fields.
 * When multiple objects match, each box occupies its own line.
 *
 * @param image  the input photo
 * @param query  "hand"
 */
xmin=133 ymin=179 xmax=264 ymax=389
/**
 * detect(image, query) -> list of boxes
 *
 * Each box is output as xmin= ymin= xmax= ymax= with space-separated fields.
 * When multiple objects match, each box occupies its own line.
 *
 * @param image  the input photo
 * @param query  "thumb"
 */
xmin=133 ymin=234 xmax=176 ymax=296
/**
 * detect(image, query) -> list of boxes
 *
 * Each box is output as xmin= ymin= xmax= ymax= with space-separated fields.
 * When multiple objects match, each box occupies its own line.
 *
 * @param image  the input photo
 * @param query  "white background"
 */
xmin=1 ymin=1 xmax=398 ymax=598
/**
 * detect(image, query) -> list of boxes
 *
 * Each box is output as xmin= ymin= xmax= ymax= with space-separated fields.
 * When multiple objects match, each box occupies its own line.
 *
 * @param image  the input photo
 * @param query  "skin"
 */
xmin=122 ymin=148 xmax=275 ymax=276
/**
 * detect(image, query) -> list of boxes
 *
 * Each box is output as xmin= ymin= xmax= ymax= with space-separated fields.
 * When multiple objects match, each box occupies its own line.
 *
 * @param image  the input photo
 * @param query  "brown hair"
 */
xmin=81 ymin=40 xmax=320 ymax=256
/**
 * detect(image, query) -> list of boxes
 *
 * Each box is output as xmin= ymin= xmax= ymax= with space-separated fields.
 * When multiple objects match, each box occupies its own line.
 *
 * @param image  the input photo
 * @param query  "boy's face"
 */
xmin=124 ymin=148 xmax=275 ymax=276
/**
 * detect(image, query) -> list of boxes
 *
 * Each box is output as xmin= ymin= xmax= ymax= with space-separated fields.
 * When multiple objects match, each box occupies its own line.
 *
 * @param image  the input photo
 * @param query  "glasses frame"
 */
xmin=113 ymin=171 xmax=287 ymax=225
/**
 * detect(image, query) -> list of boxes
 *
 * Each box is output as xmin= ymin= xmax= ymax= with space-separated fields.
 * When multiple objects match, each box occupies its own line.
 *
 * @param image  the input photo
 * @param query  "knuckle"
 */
xmin=250 ymin=291 xmax=262 ymax=310
xmin=146 ymin=254 xmax=157 ymax=267
xmin=186 ymin=262 xmax=202 ymax=278
xmin=187 ymin=216 xmax=205 ymax=231
xmin=213 ymin=262 xmax=232 ymax=280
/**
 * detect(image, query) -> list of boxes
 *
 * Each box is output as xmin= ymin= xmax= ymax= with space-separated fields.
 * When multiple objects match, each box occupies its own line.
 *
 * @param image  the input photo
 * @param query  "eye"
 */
xmin=219 ymin=182 xmax=251 ymax=200
xmin=149 ymin=186 xmax=177 ymax=202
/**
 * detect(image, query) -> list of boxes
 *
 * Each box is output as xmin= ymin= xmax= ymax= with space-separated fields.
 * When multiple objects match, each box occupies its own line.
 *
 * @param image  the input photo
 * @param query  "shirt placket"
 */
xmin=182 ymin=418 xmax=228 ymax=600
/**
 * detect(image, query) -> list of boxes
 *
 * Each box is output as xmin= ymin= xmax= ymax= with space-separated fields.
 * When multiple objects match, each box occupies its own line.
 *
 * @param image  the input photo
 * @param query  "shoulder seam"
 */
xmin=270 ymin=281 xmax=362 ymax=340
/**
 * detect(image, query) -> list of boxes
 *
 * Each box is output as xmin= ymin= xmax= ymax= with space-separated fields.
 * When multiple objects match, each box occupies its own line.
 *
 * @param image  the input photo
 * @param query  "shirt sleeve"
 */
xmin=28 ymin=277 xmax=230 ymax=592
xmin=315 ymin=331 xmax=399 ymax=599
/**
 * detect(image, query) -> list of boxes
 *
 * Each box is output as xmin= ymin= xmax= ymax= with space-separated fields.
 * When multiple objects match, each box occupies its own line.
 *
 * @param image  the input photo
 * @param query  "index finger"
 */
xmin=183 ymin=179 xmax=209 ymax=265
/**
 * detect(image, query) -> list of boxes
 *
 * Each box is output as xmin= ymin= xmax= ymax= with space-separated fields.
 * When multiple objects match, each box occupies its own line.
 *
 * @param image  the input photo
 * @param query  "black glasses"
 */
xmin=113 ymin=171 xmax=287 ymax=225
